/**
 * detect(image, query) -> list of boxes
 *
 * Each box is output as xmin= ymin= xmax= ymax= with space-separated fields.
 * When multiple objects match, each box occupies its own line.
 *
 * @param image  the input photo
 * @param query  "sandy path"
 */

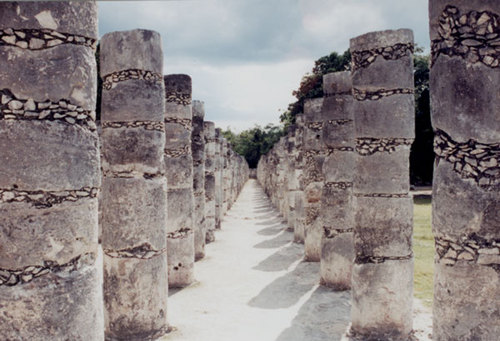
xmin=162 ymin=179 xmax=432 ymax=341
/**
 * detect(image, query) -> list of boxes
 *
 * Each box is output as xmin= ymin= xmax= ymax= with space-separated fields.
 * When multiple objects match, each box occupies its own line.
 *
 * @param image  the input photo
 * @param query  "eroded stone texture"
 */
xmin=192 ymin=100 xmax=206 ymax=260
xmin=214 ymin=128 xmax=223 ymax=229
xmin=0 ymin=2 xmax=103 ymax=340
xmin=303 ymin=97 xmax=326 ymax=262
xmin=319 ymin=71 xmax=355 ymax=290
xmin=164 ymin=74 xmax=195 ymax=288
xmin=294 ymin=114 xmax=306 ymax=243
xmin=430 ymin=1 xmax=500 ymax=339
xmin=350 ymin=29 xmax=415 ymax=340
xmin=100 ymin=29 xmax=168 ymax=340
xmin=204 ymin=121 xmax=216 ymax=243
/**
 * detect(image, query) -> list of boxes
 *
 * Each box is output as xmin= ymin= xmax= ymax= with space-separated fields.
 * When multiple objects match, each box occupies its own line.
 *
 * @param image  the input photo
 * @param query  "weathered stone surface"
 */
xmin=322 ymin=151 xmax=355 ymax=183
xmin=351 ymin=259 xmax=414 ymax=340
xmin=294 ymin=191 xmax=306 ymax=243
xmin=204 ymin=121 xmax=216 ymax=243
xmin=214 ymin=128 xmax=223 ymax=229
xmin=104 ymin=255 xmax=168 ymax=340
xmin=304 ymin=181 xmax=323 ymax=262
xmin=0 ymin=120 xmax=100 ymax=191
xmin=164 ymin=74 xmax=195 ymax=288
xmin=101 ymin=127 xmax=164 ymax=176
xmin=0 ymin=3 xmax=102 ymax=339
xmin=192 ymin=100 xmax=206 ymax=260
xmin=100 ymin=177 xmax=167 ymax=251
xmin=320 ymin=232 xmax=354 ymax=290
xmin=430 ymin=2 xmax=500 ymax=338
xmin=99 ymin=29 xmax=163 ymax=76
xmin=350 ymin=29 xmax=415 ymax=339
xmin=433 ymin=262 xmax=500 ymax=340
xmin=100 ymin=29 xmax=168 ymax=339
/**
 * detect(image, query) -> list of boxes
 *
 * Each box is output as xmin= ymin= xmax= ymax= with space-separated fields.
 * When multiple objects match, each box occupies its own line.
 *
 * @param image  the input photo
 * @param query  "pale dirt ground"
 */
xmin=161 ymin=179 xmax=432 ymax=341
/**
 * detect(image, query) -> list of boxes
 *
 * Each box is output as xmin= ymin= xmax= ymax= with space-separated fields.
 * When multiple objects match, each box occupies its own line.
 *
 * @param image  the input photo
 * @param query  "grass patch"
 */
xmin=413 ymin=196 xmax=434 ymax=307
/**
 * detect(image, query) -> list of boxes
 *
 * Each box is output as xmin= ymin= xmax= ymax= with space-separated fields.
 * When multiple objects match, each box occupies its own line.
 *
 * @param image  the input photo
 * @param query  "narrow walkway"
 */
xmin=162 ymin=179 xmax=351 ymax=341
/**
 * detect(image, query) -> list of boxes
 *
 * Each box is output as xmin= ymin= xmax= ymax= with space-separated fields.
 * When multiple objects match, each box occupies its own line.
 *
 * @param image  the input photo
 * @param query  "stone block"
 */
xmin=351 ymin=259 xmax=413 ymax=340
xmin=165 ymin=155 xmax=194 ymax=189
xmin=167 ymin=230 xmax=195 ymax=288
xmin=100 ymin=177 xmax=167 ymax=251
xmin=354 ymin=196 xmax=413 ymax=258
xmin=354 ymin=147 xmax=411 ymax=194
xmin=322 ymin=151 xmax=355 ymax=183
xmin=323 ymin=71 xmax=351 ymax=96
xmin=166 ymin=188 xmax=194 ymax=234
xmin=0 ymin=120 xmax=100 ymax=191
xmin=320 ymin=232 xmax=354 ymax=290
xmin=321 ymin=186 xmax=354 ymax=229
xmin=101 ymin=127 xmax=164 ymax=175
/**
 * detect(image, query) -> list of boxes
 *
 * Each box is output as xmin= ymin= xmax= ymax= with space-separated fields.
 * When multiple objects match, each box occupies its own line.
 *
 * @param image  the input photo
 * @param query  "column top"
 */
xmin=323 ymin=71 xmax=352 ymax=95
xmin=350 ymin=28 xmax=413 ymax=52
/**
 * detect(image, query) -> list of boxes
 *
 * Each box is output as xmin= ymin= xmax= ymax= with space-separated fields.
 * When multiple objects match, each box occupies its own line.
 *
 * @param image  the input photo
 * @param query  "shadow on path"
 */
xmin=248 ymin=261 xmax=319 ymax=309
xmin=253 ymin=242 xmax=304 ymax=272
xmin=253 ymin=230 xmax=291 ymax=249
xmin=275 ymin=286 xmax=351 ymax=341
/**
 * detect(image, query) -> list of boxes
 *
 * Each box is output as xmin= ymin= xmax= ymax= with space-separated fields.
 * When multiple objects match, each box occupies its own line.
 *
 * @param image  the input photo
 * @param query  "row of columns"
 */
xmin=258 ymin=1 xmax=499 ymax=337
xmin=0 ymin=2 xmax=249 ymax=340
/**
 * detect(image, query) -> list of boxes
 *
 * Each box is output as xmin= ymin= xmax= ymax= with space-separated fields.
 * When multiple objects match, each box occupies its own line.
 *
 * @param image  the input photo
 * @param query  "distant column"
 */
xmin=430 ymin=1 xmax=500 ymax=339
xmin=100 ymin=29 xmax=168 ymax=339
xmin=286 ymin=126 xmax=298 ymax=230
xmin=294 ymin=114 xmax=306 ymax=243
xmin=350 ymin=29 xmax=415 ymax=339
xmin=204 ymin=121 xmax=217 ymax=243
xmin=0 ymin=2 xmax=103 ymax=339
xmin=214 ymin=128 xmax=223 ymax=229
xmin=303 ymin=98 xmax=326 ymax=261
xmin=319 ymin=71 xmax=355 ymax=290
xmin=164 ymin=74 xmax=195 ymax=288
xmin=192 ymin=100 xmax=206 ymax=260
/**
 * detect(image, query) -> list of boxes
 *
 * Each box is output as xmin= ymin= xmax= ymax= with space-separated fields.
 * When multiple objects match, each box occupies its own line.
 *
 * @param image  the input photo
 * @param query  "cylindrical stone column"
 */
xmin=430 ymin=1 xmax=500 ymax=339
xmin=100 ymin=30 xmax=168 ymax=340
xmin=319 ymin=71 xmax=355 ymax=290
xmin=214 ymin=128 xmax=223 ymax=229
xmin=350 ymin=29 xmax=415 ymax=340
xmin=0 ymin=2 xmax=103 ymax=339
xmin=204 ymin=121 xmax=216 ymax=243
xmin=294 ymin=114 xmax=306 ymax=244
xmin=303 ymin=98 xmax=326 ymax=262
xmin=286 ymin=126 xmax=298 ymax=230
xmin=164 ymin=74 xmax=195 ymax=288
xmin=192 ymin=100 xmax=206 ymax=260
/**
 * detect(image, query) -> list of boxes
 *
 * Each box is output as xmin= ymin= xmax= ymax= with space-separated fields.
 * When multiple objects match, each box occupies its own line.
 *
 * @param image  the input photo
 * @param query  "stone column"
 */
xmin=204 ymin=121 xmax=216 ymax=243
xmin=192 ymin=100 xmax=206 ymax=260
xmin=319 ymin=71 xmax=355 ymax=290
xmin=303 ymin=98 xmax=326 ymax=261
xmin=214 ymin=128 xmax=223 ymax=229
xmin=294 ymin=114 xmax=306 ymax=243
xmin=430 ymin=1 xmax=500 ymax=339
xmin=286 ymin=126 xmax=298 ymax=230
xmin=100 ymin=29 xmax=168 ymax=340
xmin=164 ymin=74 xmax=195 ymax=288
xmin=222 ymin=139 xmax=229 ymax=216
xmin=350 ymin=29 xmax=415 ymax=340
xmin=0 ymin=2 xmax=103 ymax=339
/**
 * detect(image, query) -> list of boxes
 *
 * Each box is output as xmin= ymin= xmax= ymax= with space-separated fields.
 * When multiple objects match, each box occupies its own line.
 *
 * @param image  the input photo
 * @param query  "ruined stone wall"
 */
xmin=0 ymin=2 xmax=103 ymax=339
xmin=100 ymin=29 xmax=168 ymax=340
xmin=164 ymin=74 xmax=195 ymax=288
xmin=303 ymin=98 xmax=326 ymax=262
xmin=319 ymin=71 xmax=355 ymax=290
xmin=430 ymin=1 xmax=500 ymax=339
xmin=192 ymin=100 xmax=206 ymax=260
xmin=204 ymin=121 xmax=216 ymax=243
xmin=350 ymin=29 xmax=415 ymax=340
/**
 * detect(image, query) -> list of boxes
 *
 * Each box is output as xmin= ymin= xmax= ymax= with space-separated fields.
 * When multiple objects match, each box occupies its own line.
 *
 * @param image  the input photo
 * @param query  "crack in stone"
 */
xmin=102 ymin=170 xmax=164 ymax=179
xmin=356 ymin=137 xmax=413 ymax=156
xmin=0 ymin=89 xmax=96 ymax=130
xmin=164 ymin=117 xmax=192 ymax=130
xmin=102 ymin=69 xmax=163 ymax=90
xmin=352 ymin=42 xmax=414 ymax=71
xmin=354 ymin=193 xmax=409 ymax=198
xmin=164 ymin=145 xmax=191 ymax=158
xmin=165 ymin=91 xmax=191 ymax=106
xmin=0 ymin=253 xmax=95 ymax=286
xmin=435 ymin=234 xmax=500 ymax=268
xmin=324 ymin=227 xmax=353 ymax=239
xmin=431 ymin=5 xmax=500 ymax=68
xmin=353 ymin=88 xmax=414 ymax=101
xmin=167 ymin=228 xmax=193 ymax=239
xmin=355 ymin=253 xmax=412 ymax=264
xmin=0 ymin=27 xmax=96 ymax=50
xmin=0 ymin=187 xmax=98 ymax=208
xmin=434 ymin=129 xmax=499 ymax=188
xmin=104 ymin=243 xmax=165 ymax=259
xmin=102 ymin=120 xmax=164 ymax=132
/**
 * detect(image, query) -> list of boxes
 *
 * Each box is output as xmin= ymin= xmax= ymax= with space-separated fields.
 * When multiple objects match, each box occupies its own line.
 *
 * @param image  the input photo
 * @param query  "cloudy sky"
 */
xmin=99 ymin=0 xmax=429 ymax=132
